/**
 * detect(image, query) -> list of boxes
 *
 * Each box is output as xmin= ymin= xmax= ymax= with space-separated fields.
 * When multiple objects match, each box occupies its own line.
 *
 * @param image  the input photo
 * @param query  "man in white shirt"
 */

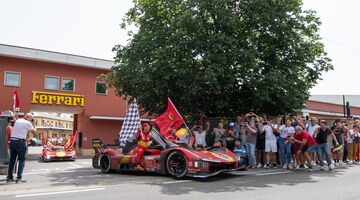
xmin=191 ymin=122 xmax=210 ymax=148
xmin=7 ymin=113 xmax=37 ymax=183
xmin=259 ymin=116 xmax=279 ymax=168
xmin=306 ymin=118 xmax=320 ymax=165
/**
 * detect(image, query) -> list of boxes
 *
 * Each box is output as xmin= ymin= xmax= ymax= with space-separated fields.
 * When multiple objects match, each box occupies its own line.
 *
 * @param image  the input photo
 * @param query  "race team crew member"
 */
xmin=289 ymin=126 xmax=317 ymax=171
xmin=136 ymin=123 xmax=161 ymax=170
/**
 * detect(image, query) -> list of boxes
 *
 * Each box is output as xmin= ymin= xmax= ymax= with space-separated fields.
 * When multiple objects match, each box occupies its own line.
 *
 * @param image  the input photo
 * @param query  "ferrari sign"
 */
xmin=31 ymin=91 xmax=85 ymax=107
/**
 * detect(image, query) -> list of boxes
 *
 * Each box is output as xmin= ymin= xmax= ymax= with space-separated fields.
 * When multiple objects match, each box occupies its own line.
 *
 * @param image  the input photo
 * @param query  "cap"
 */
xmin=229 ymin=122 xmax=235 ymax=127
xmin=197 ymin=125 xmax=203 ymax=129
xmin=143 ymin=123 xmax=150 ymax=127
xmin=320 ymin=120 xmax=327 ymax=124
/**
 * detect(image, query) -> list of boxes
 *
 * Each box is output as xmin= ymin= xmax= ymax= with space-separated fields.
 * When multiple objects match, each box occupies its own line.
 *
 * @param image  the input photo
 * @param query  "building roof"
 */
xmin=0 ymin=43 xmax=114 ymax=70
xmin=33 ymin=112 xmax=73 ymax=122
xmin=309 ymin=95 xmax=360 ymax=108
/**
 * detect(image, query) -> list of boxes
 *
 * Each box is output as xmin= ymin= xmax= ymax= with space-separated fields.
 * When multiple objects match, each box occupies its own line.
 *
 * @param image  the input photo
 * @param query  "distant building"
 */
xmin=303 ymin=95 xmax=360 ymax=118
xmin=31 ymin=112 xmax=73 ymax=140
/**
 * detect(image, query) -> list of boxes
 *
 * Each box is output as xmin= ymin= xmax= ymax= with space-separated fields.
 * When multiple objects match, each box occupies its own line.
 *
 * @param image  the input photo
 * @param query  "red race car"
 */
xmin=92 ymin=128 xmax=239 ymax=179
xmin=40 ymin=131 xmax=77 ymax=162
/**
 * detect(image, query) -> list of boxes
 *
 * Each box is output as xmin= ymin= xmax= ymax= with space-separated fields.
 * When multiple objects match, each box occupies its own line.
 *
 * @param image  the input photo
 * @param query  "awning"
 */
xmin=89 ymin=115 xmax=155 ymax=122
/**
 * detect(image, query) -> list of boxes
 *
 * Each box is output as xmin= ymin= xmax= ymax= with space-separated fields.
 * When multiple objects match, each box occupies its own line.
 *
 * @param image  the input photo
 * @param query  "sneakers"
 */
xmin=6 ymin=178 xmax=15 ymax=183
xmin=307 ymin=166 xmax=313 ymax=172
xmin=16 ymin=178 xmax=27 ymax=183
xmin=283 ymin=164 xmax=288 ymax=169
xmin=339 ymin=161 xmax=346 ymax=167
xmin=312 ymin=161 xmax=316 ymax=166
xmin=329 ymin=164 xmax=335 ymax=170
xmin=257 ymin=163 xmax=263 ymax=168
xmin=320 ymin=166 xmax=326 ymax=171
xmin=296 ymin=165 xmax=300 ymax=170
xmin=334 ymin=162 xmax=339 ymax=168
xmin=264 ymin=164 xmax=270 ymax=169
xmin=272 ymin=163 xmax=277 ymax=168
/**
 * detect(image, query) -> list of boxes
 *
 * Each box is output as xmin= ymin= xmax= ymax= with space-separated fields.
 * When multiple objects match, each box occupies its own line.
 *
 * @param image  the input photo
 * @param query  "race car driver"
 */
xmin=136 ymin=123 xmax=160 ymax=170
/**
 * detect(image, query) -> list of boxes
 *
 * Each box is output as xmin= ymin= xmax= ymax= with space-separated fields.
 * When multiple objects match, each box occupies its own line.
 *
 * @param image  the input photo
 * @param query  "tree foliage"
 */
xmin=105 ymin=0 xmax=333 ymax=119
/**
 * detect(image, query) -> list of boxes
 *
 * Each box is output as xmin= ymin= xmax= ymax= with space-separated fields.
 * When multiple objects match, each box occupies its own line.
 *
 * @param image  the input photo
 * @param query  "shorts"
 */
xmin=300 ymin=145 xmax=316 ymax=155
xmin=256 ymin=139 xmax=265 ymax=151
xmin=265 ymin=140 xmax=277 ymax=153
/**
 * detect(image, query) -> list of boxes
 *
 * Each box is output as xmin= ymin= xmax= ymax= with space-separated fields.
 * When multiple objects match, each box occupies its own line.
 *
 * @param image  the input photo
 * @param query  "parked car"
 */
xmin=29 ymin=138 xmax=42 ymax=146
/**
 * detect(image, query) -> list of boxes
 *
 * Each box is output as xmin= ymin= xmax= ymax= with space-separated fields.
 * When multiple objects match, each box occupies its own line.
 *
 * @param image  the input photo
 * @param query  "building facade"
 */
xmin=0 ymin=44 xmax=152 ymax=156
xmin=31 ymin=113 xmax=73 ymax=140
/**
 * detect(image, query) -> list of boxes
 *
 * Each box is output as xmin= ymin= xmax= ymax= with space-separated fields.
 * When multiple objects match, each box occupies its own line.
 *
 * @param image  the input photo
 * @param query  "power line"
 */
xmin=323 ymin=36 xmax=360 ymax=55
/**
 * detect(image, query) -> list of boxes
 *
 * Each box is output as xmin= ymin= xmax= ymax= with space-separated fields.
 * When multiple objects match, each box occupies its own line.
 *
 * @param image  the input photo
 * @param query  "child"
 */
xmin=233 ymin=140 xmax=248 ymax=168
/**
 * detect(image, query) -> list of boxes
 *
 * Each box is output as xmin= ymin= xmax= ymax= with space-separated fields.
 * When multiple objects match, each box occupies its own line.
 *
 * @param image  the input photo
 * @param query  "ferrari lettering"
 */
xmin=31 ymin=91 xmax=85 ymax=107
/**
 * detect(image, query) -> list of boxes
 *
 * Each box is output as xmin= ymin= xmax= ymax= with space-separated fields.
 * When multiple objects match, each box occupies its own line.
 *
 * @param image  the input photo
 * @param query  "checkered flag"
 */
xmin=119 ymin=100 xmax=141 ymax=149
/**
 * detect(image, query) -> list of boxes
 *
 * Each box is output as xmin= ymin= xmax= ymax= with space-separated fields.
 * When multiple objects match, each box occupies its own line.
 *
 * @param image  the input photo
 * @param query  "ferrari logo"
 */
xmin=168 ymin=113 xmax=173 ymax=120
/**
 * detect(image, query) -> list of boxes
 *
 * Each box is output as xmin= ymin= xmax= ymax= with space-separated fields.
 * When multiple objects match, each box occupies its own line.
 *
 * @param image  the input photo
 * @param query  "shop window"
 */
xmin=62 ymin=78 xmax=75 ymax=92
xmin=4 ymin=71 xmax=20 ymax=87
xmin=45 ymin=76 xmax=59 ymax=90
xmin=96 ymin=81 xmax=107 ymax=95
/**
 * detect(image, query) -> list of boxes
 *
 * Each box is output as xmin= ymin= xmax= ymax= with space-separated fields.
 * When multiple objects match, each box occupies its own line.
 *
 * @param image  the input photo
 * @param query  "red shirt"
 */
xmin=294 ymin=131 xmax=317 ymax=146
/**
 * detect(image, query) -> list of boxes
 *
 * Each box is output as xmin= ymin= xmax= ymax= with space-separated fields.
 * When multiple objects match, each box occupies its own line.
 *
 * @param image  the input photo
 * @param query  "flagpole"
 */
xmin=168 ymin=98 xmax=192 ymax=135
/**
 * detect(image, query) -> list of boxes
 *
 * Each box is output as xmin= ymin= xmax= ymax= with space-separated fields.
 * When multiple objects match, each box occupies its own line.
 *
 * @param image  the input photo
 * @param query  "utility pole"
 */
xmin=343 ymin=95 xmax=346 ymax=118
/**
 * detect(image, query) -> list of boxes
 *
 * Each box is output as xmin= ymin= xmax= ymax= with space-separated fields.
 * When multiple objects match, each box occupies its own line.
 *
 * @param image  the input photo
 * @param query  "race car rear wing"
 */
xmin=92 ymin=138 xmax=107 ymax=153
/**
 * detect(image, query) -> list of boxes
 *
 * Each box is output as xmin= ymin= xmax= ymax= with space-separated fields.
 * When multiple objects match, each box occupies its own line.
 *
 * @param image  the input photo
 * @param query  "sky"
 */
xmin=0 ymin=0 xmax=359 ymax=95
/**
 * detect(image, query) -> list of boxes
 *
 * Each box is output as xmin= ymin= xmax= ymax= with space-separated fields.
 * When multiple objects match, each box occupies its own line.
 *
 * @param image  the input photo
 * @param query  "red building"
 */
xmin=0 ymin=44 xmax=153 ymax=156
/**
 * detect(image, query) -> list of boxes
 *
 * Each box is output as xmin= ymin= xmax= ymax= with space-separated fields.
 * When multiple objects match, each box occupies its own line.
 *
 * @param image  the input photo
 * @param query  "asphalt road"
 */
xmin=0 ymin=159 xmax=358 ymax=200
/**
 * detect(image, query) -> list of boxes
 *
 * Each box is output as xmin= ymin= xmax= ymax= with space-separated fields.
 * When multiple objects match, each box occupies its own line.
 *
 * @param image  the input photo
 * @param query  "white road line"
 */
xmin=255 ymin=171 xmax=292 ymax=176
xmin=15 ymin=187 xmax=105 ymax=198
xmin=23 ymin=169 xmax=96 ymax=175
xmin=69 ymin=163 xmax=82 ymax=168
xmin=163 ymin=180 xmax=191 ymax=184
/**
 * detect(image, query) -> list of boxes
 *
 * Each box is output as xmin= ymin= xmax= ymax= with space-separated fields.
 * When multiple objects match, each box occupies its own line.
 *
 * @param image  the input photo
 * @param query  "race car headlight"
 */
xmin=194 ymin=160 xmax=209 ymax=169
xmin=201 ymin=158 xmax=222 ymax=163
xmin=46 ymin=155 xmax=51 ymax=159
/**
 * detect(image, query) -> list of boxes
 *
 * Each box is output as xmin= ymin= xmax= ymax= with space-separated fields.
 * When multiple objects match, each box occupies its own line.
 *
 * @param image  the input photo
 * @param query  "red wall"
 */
xmin=0 ymin=55 xmax=127 ymax=149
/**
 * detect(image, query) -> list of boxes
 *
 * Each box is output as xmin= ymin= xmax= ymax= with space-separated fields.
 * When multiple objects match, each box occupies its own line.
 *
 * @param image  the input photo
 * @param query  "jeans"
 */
xmin=7 ymin=140 xmax=27 ymax=180
xmin=246 ymin=143 xmax=256 ymax=166
xmin=279 ymin=137 xmax=292 ymax=165
xmin=316 ymin=143 xmax=332 ymax=167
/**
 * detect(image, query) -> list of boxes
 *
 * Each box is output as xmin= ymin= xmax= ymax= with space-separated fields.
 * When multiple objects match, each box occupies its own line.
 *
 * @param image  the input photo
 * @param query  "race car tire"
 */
xmin=99 ymin=153 xmax=111 ymax=173
xmin=166 ymin=151 xmax=188 ymax=179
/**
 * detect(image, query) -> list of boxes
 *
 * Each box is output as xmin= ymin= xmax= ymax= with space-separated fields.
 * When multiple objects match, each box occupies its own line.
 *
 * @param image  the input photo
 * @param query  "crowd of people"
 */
xmin=190 ymin=113 xmax=360 ymax=171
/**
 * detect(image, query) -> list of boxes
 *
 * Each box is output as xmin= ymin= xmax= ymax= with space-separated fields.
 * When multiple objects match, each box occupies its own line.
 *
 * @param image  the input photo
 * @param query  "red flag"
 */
xmin=42 ymin=130 xmax=45 ymax=145
xmin=13 ymin=88 xmax=20 ymax=113
xmin=66 ymin=131 xmax=78 ymax=150
xmin=155 ymin=98 xmax=184 ymax=137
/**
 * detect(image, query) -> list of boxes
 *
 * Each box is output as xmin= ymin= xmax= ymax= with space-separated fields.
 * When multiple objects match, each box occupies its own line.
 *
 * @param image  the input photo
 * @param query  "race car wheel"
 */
xmin=99 ymin=153 xmax=111 ymax=173
xmin=166 ymin=151 xmax=188 ymax=179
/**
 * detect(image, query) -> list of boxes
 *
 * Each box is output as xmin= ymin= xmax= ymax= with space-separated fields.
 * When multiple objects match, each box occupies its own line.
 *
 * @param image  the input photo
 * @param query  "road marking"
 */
xmin=163 ymin=180 xmax=191 ymax=184
xmin=23 ymin=169 xmax=96 ymax=175
xmin=69 ymin=163 xmax=82 ymax=168
xmin=255 ymin=171 xmax=292 ymax=176
xmin=15 ymin=187 xmax=105 ymax=198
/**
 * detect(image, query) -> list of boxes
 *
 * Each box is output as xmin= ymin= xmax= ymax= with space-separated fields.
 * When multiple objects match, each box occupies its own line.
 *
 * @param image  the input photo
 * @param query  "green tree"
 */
xmin=105 ymin=0 xmax=333 ymax=119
